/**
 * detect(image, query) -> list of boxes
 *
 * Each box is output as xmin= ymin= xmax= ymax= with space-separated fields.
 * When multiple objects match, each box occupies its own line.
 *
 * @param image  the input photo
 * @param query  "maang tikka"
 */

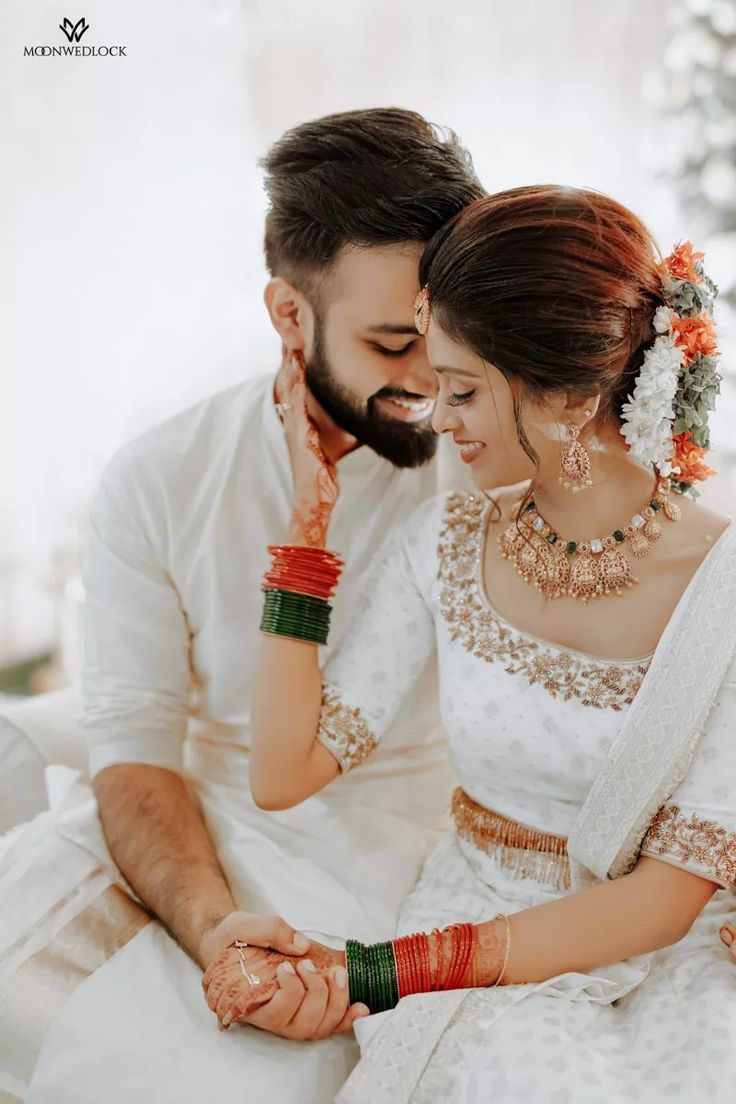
xmin=559 ymin=420 xmax=592 ymax=492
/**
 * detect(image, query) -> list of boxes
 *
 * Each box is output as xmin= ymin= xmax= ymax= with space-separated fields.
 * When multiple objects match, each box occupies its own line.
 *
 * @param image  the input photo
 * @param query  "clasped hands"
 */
xmin=200 ymin=912 xmax=370 ymax=1040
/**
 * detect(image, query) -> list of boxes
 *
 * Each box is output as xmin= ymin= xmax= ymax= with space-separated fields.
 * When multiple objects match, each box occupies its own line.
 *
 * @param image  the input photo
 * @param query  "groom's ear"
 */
xmin=263 ymin=278 xmax=315 ymax=353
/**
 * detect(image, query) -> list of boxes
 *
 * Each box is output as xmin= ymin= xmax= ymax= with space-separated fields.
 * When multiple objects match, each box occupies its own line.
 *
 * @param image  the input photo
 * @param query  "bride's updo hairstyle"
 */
xmin=418 ymin=185 xmax=665 ymax=458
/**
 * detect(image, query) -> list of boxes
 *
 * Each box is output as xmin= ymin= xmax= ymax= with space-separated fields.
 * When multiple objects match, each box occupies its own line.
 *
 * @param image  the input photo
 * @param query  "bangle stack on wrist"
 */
xmin=345 ymin=920 xmax=509 ymax=1013
xmin=345 ymin=939 xmax=399 ymax=1013
xmin=260 ymin=544 xmax=345 ymax=646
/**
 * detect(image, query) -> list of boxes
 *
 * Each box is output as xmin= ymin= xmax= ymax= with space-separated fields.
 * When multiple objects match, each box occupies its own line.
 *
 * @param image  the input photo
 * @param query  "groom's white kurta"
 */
xmin=0 ymin=375 xmax=471 ymax=1104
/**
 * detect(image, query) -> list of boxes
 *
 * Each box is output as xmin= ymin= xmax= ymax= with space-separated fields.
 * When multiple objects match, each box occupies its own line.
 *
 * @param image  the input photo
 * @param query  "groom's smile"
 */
xmin=372 ymin=393 xmax=436 ymax=423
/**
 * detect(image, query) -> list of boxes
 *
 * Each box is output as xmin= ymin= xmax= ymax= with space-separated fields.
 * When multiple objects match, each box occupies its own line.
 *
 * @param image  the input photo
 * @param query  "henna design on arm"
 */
xmin=288 ymin=417 xmax=339 ymax=547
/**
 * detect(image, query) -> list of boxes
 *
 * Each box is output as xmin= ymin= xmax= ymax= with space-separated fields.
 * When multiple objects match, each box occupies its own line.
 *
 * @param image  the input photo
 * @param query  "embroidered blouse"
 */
xmin=317 ymin=491 xmax=736 ymax=890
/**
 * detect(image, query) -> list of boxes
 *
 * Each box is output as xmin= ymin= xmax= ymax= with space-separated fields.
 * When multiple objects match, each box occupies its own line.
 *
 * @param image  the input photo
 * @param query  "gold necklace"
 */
xmin=498 ymin=475 xmax=682 ymax=603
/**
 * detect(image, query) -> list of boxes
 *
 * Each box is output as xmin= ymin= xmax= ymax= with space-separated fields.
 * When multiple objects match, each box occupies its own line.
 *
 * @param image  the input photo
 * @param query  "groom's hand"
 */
xmin=199 ymin=910 xmax=312 ymax=969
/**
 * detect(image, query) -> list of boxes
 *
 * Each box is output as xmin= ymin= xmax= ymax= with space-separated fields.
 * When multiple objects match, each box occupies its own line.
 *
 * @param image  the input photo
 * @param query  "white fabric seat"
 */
xmin=0 ymin=689 xmax=85 ymax=833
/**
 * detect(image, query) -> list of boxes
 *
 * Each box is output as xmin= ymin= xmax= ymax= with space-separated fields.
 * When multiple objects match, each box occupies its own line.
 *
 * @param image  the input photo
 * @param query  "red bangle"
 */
xmin=442 ymin=923 xmax=476 ymax=990
xmin=394 ymin=933 xmax=421 ymax=997
xmin=409 ymin=933 xmax=423 ymax=995
xmin=455 ymin=923 xmax=476 ymax=988
xmin=262 ymin=577 xmax=335 ymax=601
xmin=432 ymin=928 xmax=444 ymax=991
xmin=392 ymin=923 xmax=478 ymax=997
xmin=420 ymin=932 xmax=431 ymax=994
xmin=393 ymin=936 xmax=410 ymax=999
xmin=442 ymin=925 xmax=460 ymax=990
xmin=263 ymin=544 xmax=344 ymax=601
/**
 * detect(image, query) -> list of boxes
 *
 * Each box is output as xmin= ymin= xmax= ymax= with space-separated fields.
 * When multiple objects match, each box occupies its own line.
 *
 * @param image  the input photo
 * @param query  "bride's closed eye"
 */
xmin=447 ymin=389 xmax=476 ymax=407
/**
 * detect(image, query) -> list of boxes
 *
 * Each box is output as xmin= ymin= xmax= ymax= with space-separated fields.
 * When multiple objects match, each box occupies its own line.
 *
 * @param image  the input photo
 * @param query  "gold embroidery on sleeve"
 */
xmin=317 ymin=686 xmax=379 ymax=772
xmin=641 ymin=803 xmax=736 ymax=886
xmin=437 ymin=492 xmax=650 ymax=711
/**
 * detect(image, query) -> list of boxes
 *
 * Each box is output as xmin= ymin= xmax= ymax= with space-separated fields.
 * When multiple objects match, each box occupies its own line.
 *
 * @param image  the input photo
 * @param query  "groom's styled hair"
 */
xmin=261 ymin=108 xmax=484 ymax=301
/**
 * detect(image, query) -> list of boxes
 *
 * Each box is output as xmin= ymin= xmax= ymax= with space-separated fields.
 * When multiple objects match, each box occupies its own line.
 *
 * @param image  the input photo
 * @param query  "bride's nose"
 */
xmin=432 ymin=401 xmax=464 ymax=437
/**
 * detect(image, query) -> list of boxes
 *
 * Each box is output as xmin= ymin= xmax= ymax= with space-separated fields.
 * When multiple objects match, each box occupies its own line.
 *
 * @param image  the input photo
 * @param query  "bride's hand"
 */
xmin=278 ymin=350 xmax=340 ymax=548
xmin=203 ymin=938 xmax=367 ymax=1038
xmin=202 ymin=942 xmax=284 ymax=1023
xmin=720 ymin=922 xmax=736 ymax=963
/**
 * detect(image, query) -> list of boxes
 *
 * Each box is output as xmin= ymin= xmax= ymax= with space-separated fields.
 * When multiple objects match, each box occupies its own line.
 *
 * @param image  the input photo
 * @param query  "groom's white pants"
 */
xmin=26 ymin=922 xmax=358 ymax=1104
xmin=4 ymin=760 xmax=451 ymax=1104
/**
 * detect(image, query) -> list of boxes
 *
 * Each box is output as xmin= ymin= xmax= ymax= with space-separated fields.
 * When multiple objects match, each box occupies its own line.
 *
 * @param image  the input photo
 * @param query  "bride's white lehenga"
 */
xmin=311 ymin=491 xmax=736 ymax=1104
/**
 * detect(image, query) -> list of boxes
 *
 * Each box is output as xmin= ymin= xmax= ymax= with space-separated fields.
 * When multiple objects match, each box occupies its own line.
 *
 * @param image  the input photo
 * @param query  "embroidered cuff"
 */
xmin=316 ymin=686 xmax=379 ymax=773
xmin=640 ymin=803 xmax=736 ymax=889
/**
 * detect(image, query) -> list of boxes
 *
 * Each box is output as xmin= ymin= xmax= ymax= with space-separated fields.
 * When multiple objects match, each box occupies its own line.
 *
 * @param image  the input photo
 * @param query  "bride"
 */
xmin=204 ymin=186 xmax=736 ymax=1101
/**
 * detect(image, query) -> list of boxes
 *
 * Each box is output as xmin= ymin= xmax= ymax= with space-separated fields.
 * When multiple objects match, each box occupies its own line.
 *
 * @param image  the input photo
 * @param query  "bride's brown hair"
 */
xmin=418 ymin=185 xmax=665 ymax=465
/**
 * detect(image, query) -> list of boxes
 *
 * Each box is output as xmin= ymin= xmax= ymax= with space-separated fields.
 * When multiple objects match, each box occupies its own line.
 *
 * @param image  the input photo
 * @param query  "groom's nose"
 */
xmin=392 ymin=359 xmax=439 ymax=400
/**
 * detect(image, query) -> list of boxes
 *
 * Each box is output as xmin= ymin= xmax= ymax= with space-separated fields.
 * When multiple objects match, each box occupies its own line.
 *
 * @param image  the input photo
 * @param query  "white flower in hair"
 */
xmin=620 ymin=320 xmax=683 ymax=474
xmin=653 ymin=305 xmax=675 ymax=334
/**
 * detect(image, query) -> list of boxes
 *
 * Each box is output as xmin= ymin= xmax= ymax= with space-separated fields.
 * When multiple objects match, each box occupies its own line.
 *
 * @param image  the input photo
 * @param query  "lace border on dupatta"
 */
xmin=568 ymin=522 xmax=736 ymax=889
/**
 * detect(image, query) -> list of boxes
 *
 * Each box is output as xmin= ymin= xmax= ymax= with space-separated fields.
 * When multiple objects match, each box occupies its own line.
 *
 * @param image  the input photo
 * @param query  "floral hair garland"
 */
xmin=620 ymin=241 xmax=721 ymax=494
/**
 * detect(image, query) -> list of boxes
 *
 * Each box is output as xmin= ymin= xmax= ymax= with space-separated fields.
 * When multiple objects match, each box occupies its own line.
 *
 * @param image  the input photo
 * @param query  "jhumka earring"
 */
xmin=558 ymin=419 xmax=592 ymax=492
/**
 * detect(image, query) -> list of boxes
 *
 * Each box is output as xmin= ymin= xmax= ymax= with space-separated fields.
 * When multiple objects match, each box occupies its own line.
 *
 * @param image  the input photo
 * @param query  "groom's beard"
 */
xmin=304 ymin=319 xmax=439 ymax=470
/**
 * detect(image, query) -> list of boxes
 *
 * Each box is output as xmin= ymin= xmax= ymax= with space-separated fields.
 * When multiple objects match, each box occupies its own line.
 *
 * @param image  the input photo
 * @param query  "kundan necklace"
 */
xmin=498 ymin=474 xmax=682 ymax=603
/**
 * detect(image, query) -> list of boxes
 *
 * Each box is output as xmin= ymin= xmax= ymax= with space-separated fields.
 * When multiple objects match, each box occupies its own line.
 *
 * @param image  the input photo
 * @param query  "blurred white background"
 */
xmin=1 ymin=0 xmax=735 ymax=684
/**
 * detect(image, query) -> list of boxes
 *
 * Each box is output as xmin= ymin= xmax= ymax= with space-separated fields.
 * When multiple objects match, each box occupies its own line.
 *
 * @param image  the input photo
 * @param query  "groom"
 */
xmin=26 ymin=109 xmax=483 ymax=1103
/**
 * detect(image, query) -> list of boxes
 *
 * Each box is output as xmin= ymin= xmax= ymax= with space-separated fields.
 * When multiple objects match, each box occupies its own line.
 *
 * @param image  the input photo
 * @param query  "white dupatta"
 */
xmin=568 ymin=520 xmax=736 ymax=888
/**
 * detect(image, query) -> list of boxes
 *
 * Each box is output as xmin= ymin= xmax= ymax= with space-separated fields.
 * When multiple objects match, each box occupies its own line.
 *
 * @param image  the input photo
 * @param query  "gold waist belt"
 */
xmin=451 ymin=787 xmax=571 ymax=892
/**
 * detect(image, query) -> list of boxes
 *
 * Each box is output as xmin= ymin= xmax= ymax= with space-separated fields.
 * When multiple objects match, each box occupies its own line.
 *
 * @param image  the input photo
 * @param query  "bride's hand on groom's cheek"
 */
xmin=279 ymin=350 xmax=340 ymax=547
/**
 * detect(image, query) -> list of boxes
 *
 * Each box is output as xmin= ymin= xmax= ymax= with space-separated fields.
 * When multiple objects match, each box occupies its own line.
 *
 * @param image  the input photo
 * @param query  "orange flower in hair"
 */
xmin=671 ymin=313 xmax=719 ymax=361
xmin=665 ymin=241 xmax=705 ymax=284
xmin=672 ymin=431 xmax=716 ymax=483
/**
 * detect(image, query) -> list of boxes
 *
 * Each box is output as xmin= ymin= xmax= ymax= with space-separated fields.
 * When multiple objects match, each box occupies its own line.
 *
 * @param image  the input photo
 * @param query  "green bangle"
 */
xmin=346 ymin=940 xmax=368 ymax=1006
xmin=346 ymin=939 xmax=402 ymax=1013
xmin=261 ymin=605 xmax=330 ymax=625
xmin=368 ymin=944 xmax=383 ymax=1011
xmin=260 ymin=588 xmax=333 ymax=645
xmin=262 ymin=588 xmax=332 ymax=615
xmin=362 ymin=941 xmax=399 ymax=1013
xmin=365 ymin=944 xmax=380 ymax=1011
xmin=379 ymin=941 xmax=399 ymax=1010
xmin=377 ymin=941 xmax=399 ymax=1010
xmin=262 ymin=594 xmax=330 ymax=615
xmin=367 ymin=945 xmax=383 ymax=1012
xmin=261 ymin=606 xmax=329 ymax=623
xmin=260 ymin=610 xmax=330 ymax=631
